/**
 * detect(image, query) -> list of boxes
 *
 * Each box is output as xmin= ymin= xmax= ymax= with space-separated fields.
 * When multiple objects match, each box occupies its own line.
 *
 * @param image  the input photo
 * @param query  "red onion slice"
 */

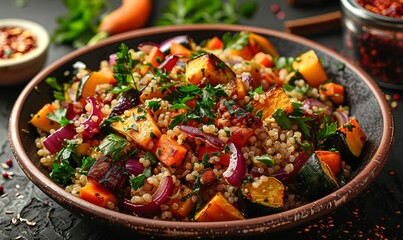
xmin=159 ymin=35 xmax=190 ymax=54
xmin=125 ymin=158 xmax=145 ymax=176
xmin=176 ymin=125 xmax=225 ymax=149
xmin=250 ymin=151 xmax=307 ymax=184
xmin=109 ymin=53 xmax=118 ymax=66
xmin=82 ymin=97 xmax=104 ymax=139
xmin=333 ymin=110 xmax=349 ymax=127
xmin=43 ymin=123 xmax=76 ymax=154
xmin=121 ymin=176 xmax=174 ymax=215
xmin=223 ymin=142 xmax=247 ymax=188
xmin=158 ymin=54 xmax=179 ymax=72
xmin=302 ymin=98 xmax=333 ymax=116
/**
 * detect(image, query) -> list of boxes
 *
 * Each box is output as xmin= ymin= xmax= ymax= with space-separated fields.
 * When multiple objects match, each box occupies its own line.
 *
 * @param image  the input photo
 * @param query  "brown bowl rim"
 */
xmin=9 ymin=24 xmax=394 ymax=237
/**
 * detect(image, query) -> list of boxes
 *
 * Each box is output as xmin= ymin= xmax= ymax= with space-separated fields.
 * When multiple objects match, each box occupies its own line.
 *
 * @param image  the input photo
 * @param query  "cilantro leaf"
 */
xmin=50 ymin=159 xmax=76 ymax=186
xmin=130 ymin=167 xmax=151 ymax=190
xmin=45 ymin=77 xmax=65 ymax=102
xmin=47 ymin=107 xmax=71 ymax=127
xmin=98 ymin=134 xmax=128 ymax=160
xmin=255 ymin=155 xmax=274 ymax=167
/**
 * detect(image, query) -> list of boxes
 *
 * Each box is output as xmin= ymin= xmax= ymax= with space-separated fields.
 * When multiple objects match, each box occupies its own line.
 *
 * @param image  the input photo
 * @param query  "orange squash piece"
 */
xmin=153 ymin=134 xmax=187 ymax=167
xmin=29 ymin=103 xmax=60 ymax=133
xmin=315 ymin=150 xmax=342 ymax=175
xmin=319 ymin=82 xmax=345 ymax=105
xmin=146 ymin=46 xmax=165 ymax=68
xmin=194 ymin=192 xmax=244 ymax=221
xmin=252 ymin=85 xmax=294 ymax=120
xmin=111 ymin=107 xmax=162 ymax=150
xmin=292 ymin=50 xmax=328 ymax=87
xmin=166 ymin=185 xmax=196 ymax=219
xmin=79 ymin=71 xmax=114 ymax=100
xmin=79 ymin=182 xmax=118 ymax=208
xmin=339 ymin=118 xmax=367 ymax=158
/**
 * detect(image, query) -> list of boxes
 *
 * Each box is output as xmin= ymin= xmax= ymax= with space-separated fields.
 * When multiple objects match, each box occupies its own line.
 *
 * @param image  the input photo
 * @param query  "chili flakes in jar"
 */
xmin=356 ymin=0 xmax=403 ymax=19
xmin=0 ymin=26 xmax=37 ymax=59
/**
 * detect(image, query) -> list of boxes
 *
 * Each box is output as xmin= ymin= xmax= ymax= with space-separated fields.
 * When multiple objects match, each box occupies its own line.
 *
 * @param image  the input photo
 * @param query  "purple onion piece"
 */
xmin=121 ymin=176 xmax=174 ymax=215
xmin=82 ymin=97 xmax=104 ymax=139
xmin=159 ymin=35 xmax=190 ymax=55
xmin=107 ymin=88 xmax=141 ymax=118
xmin=176 ymin=125 xmax=225 ymax=149
xmin=302 ymin=98 xmax=333 ymax=116
xmin=250 ymin=151 xmax=308 ymax=184
xmin=125 ymin=158 xmax=144 ymax=176
xmin=43 ymin=124 xmax=76 ymax=154
xmin=109 ymin=53 xmax=118 ymax=66
xmin=137 ymin=41 xmax=159 ymax=54
xmin=158 ymin=54 xmax=179 ymax=72
xmin=240 ymin=72 xmax=255 ymax=89
xmin=223 ymin=142 xmax=247 ymax=188
xmin=333 ymin=110 xmax=349 ymax=127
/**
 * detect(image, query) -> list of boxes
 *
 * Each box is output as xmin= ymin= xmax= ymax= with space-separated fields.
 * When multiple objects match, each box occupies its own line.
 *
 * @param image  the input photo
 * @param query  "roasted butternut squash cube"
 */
xmin=194 ymin=192 xmax=244 ymax=221
xmin=166 ymin=185 xmax=196 ymax=219
xmin=111 ymin=107 xmax=161 ymax=150
xmin=185 ymin=53 xmax=235 ymax=86
xmin=252 ymin=85 xmax=294 ymax=120
xmin=29 ymin=103 xmax=60 ymax=133
xmin=78 ymin=71 xmax=114 ymax=100
xmin=292 ymin=50 xmax=328 ymax=87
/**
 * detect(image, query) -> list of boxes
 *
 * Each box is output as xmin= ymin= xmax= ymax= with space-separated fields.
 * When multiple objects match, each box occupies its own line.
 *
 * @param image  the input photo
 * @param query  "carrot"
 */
xmin=200 ymin=168 xmax=217 ymax=185
xmin=153 ymin=134 xmax=187 ymax=167
xmin=29 ymin=103 xmax=60 ymax=133
xmin=235 ymin=77 xmax=246 ymax=101
xmin=253 ymin=52 xmax=274 ymax=68
xmin=98 ymin=0 xmax=152 ymax=35
xmin=185 ymin=98 xmax=197 ymax=109
xmin=198 ymin=146 xmax=230 ymax=166
xmin=194 ymin=192 xmax=244 ymax=221
xmin=315 ymin=150 xmax=342 ymax=175
xmin=146 ymin=46 xmax=165 ymax=68
xmin=79 ymin=182 xmax=118 ymax=208
xmin=207 ymin=36 xmax=224 ymax=50
xmin=319 ymin=82 xmax=345 ymax=104
xmin=139 ymin=64 xmax=154 ymax=76
xmin=247 ymin=32 xmax=279 ymax=58
xmin=170 ymin=41 xmax=192 ymax=57
xmin=229 ymin=126 xmax=254 ymax=148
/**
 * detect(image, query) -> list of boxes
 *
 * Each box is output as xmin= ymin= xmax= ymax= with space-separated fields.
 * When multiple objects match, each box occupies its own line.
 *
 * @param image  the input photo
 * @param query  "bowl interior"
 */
xmin=9 ymin=25 xmax=393 ymax=238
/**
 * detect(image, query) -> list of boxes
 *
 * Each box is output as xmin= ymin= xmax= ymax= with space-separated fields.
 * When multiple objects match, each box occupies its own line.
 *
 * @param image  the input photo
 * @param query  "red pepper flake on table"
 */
xmin=0 ymin=27 xmax=36 ymax=59
xmin=356 ymin=0 xmax=403 ymax=19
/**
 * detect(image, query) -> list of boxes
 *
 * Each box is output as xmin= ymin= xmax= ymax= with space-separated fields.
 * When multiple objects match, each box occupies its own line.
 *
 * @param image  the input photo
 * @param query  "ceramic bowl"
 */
xmin=8 ymin=24 xmax=393 ymax=238
xmin=0 ymin=18 xmax=50 ymax=86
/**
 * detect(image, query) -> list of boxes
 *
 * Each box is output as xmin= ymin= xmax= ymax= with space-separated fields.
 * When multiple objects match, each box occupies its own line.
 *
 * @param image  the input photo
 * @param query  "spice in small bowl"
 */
xmin=341 ymin=0 xmax=403 ymax=89
xmin=0 ymin=19 xmax=49 ymax=86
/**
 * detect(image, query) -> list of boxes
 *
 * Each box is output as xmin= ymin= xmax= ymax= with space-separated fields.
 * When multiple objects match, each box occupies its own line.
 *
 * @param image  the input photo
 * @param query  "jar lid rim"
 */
xmin=342 ymin=0 xmax=403 ymax=25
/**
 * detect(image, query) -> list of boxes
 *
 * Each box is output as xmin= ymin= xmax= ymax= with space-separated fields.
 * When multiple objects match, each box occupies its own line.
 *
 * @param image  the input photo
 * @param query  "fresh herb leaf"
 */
xmin=47 ymin=108 xmax=71 ymax=127
xmin=275 ymin=56 xmax=294 ymax=71
xmin=45 ymin=77 xmax=65 ymax=102
xmin=273 ymin=109 xmax=291 ymax=130
xmin=80 ymin=156 xmax=96 ymax=173
xmin=130 ymin=167 xmax=152 ymax=190
xmin=113 ymin=43 xmax=138 ymax=92
xmin=147 ymin=100 xmax=161 ymax=112
xmin=156 ymin=0 xmax=258 ymax=26
xmin=50 ymin=159 xmax=76 ymax=186
xmin=98 ymin=133 xmax=128 ymax=160
xmin=317 ymin=116 xmax=337 ymax=142
xmin=143 ymin=152 xmax=158 ymax=165
xmin=223 ymin=31 xmax=249 ymax=50
xmin=255 ymin=155 xmax=274 ymax=167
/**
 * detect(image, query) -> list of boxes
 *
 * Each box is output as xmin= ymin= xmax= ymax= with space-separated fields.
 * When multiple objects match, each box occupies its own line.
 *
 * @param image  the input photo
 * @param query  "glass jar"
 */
xmin=341 ymin=0 xmax=403 ymax=89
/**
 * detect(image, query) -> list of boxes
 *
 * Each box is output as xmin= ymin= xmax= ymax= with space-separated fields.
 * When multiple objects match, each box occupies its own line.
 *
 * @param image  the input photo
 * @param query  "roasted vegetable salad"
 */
xmin=30 ymin=32 xmax=367 ymax=221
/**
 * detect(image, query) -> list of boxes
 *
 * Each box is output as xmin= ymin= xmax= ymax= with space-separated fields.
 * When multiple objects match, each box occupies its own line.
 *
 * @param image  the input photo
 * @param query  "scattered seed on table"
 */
xmin=2 ymin=172 xmax=9 ymax=179
xmin=277 ymin=11 xmax=286 ymax=20
xmin=12 ymin=217 xmax=18 ymax=225
xmin=1 ymin=163 xmax=10 ymax=169
xmin=270 ymin=3 xmax=280 ymax=13
xmin=390 ymin=101 xmax=398 ymax=109
xmin=1 ymin=193 xmax=8 ymax=198
xmin=6 ymin=159 xmax=13 ymax=167
xmin=4 ymin=210 xmax=14 ymax=214
xmin=0 ymin=185 xmax=3 ymax=194
xmin=393 ymin=93 xmax=400 ymax=101
xmin=15 ymin=236 xmax=22 ymax=240
xmin=25 ymin=220 xmax=37 ymax=226
xmin=385 ymin=94 xmax=391 ymax=101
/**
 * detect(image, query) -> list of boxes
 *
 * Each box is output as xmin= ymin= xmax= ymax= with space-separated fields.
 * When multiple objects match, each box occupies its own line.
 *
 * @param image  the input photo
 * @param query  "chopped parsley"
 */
xmin=98 ymin=133 xmax=128 ymax=160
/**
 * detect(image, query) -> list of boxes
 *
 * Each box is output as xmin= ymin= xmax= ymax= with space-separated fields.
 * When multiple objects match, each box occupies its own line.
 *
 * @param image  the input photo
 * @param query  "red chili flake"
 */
xmin=2 ymin=172 xmax=9 ymax=179
xmin=356 ymin=0 xmax=403 ymax=19
xmin=388 ymin=170 xmax=396 ymax=175
xmin=270 ymin=3 xmax=280 ymax=13
xmin=393 ymin=93 xmax=400 ymax=101
xmin=5 ymin=159 xmax=13 ymax=167
xmin=276 ymin=11 xmax=286 ymax=20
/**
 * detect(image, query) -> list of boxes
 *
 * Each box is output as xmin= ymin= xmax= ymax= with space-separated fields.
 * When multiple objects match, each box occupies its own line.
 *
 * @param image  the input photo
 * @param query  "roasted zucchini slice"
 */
xmin=296 ymin=152 xmax=339 ymax=201
xmin=238 ymin=176 xmax=285 ymax=217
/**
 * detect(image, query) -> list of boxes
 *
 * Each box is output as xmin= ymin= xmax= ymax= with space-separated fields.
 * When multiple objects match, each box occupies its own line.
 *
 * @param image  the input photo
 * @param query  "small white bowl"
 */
xmin=0 ymin=18 xmax=50 ymax=86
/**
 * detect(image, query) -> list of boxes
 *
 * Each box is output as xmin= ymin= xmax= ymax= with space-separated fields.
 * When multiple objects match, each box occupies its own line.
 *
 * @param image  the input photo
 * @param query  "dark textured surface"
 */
xmin=1 ymin=1 xmax=402 ymax=239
